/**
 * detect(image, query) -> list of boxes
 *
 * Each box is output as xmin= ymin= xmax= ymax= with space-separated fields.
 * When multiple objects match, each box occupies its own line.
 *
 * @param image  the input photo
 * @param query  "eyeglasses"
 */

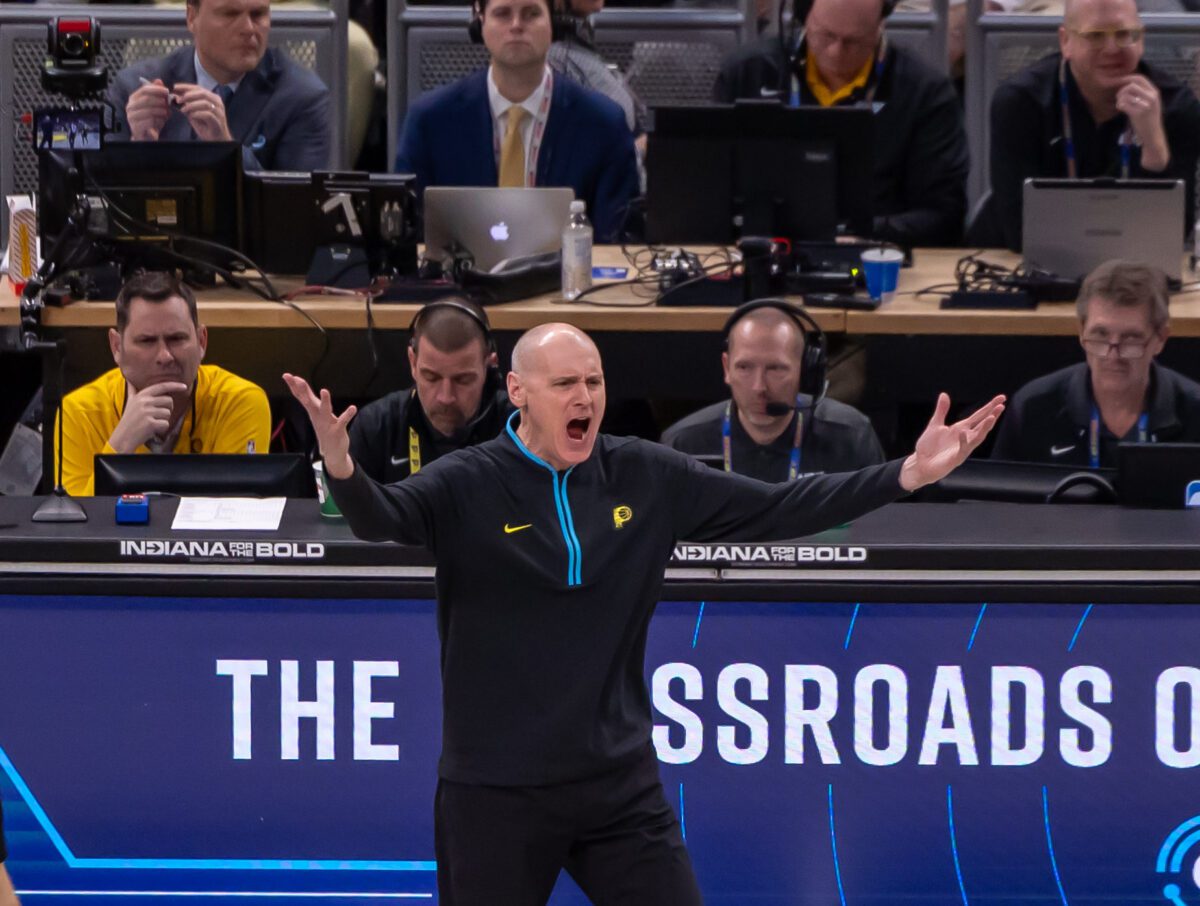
xmin=1081 ymin=337 xmax=1151 ymax=359
xmin=1068 ymin=27 xmax=1145 ymax=48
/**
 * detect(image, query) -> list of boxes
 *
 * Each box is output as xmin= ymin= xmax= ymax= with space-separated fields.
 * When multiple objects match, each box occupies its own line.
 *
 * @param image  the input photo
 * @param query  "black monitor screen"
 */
xmin=93 ymin=454 xmax=317 ymax=498
xmin=243 ymin=170 xmax=418 ymax=276
xmin=645 ymin=103 xmax=874 ymax=244
xmin=38 ymin=142 xmax=243 ymax=258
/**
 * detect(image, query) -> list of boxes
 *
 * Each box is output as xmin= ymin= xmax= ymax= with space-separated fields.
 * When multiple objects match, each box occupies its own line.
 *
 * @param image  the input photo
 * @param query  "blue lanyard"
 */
xmin=723 ymin=400 xmax=804 ymax=481
xmin=1088 ymin=405 xmax=1148 ymax=468
xmin=1058 ymin=58 xmax=1132 ymax=179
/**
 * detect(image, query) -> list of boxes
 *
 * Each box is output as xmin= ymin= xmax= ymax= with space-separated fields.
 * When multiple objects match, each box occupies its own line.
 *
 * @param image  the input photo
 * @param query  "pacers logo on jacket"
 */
xmin=612 ymin=505 xmax=632 ymax=530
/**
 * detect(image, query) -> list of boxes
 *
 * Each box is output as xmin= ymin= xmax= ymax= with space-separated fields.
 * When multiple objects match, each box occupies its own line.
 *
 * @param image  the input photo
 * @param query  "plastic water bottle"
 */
xmin=561 ymin=200 xmax=592 ymax=301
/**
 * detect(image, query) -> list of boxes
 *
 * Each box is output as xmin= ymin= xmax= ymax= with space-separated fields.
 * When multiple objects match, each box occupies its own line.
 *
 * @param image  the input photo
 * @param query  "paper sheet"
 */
xmin=171 ymin=497 xmax=287 ymax=531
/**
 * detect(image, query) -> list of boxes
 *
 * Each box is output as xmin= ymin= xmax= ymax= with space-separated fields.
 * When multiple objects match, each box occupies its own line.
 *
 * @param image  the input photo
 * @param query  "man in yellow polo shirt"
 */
xmin=56 ymin=271 xmax=271 ymax=496
xmin=713 ymin=0 xmax=968 ymax=246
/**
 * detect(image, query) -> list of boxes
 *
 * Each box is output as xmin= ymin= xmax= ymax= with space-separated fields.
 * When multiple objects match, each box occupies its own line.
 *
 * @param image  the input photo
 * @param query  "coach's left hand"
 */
xmin=898 ymin=393 xmax=1005 ymax=492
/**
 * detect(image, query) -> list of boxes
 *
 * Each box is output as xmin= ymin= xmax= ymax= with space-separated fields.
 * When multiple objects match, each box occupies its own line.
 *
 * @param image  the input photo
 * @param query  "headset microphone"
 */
xmin=765 ymin=402 xmax=794 ymax=417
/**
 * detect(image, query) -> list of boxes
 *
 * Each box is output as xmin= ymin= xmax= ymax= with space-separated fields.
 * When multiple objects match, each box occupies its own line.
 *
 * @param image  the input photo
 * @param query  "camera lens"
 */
xmin=60 ymin=33 xmax=85 ymax=57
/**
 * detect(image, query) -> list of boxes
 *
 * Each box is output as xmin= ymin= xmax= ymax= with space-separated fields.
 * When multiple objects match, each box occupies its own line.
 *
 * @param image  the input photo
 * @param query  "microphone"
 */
xmin=765 ymin=401 xmax=793 ymax=417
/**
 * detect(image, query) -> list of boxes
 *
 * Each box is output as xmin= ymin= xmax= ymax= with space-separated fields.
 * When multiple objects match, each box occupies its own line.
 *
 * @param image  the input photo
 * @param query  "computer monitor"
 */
xmin=645 ymin=103 xmax=874 ymax=244
xmin=93 ymin=454 xmax=317 ymax=498
xmin=242 ymin=170 xmax=419 ymax=281
xmin=1118 ymin=442 xmax=1200 ymax=509
xmin=38 ymin=141 xmax=243 ymax=269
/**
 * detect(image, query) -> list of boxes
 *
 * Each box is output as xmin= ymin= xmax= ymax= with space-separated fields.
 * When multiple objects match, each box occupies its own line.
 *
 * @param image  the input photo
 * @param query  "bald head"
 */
xmin=728 ymin=307 xmax=806 ymax=362
xmin=510 ymin=323 xmax=600 ymax=377
xmin=807 ymin=0 xmax=888 ymax=28
xmin=1063 ymin=0 xmax=1138 ymax=28
xmin=805 ymin=0 xmax=887 ymax=91
xmin=507 ymin=323 xmax=605 ymax=470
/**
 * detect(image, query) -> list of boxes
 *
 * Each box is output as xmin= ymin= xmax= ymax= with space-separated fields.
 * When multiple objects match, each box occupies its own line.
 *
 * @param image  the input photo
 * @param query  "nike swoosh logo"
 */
xmin=390 ymin=455 xmax=409 ymax=466
xmin=504 ymin=523 xmax=532 ymax=534
xmin=1050 ymin=444 xmax=1076 ymax=456
xmin=759 ymin=86 xmax=782 ymax=97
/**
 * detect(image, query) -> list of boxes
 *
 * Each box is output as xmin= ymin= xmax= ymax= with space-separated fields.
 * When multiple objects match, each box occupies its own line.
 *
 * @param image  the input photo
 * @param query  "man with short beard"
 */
xmin=348 ymin=299 xmax=510 ymax=483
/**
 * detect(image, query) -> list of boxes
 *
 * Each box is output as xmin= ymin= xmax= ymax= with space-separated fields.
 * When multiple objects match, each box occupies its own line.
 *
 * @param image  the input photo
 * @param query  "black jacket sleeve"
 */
xmin=989 ymin=82 xmax=1046 ymax=252
xmin=875 ymin=75 xmax=969 ymax=246
xmin=668 ymin=454 xmax=905 ymax=541
xmin=325 ymin=457 xmax=447 ymax=547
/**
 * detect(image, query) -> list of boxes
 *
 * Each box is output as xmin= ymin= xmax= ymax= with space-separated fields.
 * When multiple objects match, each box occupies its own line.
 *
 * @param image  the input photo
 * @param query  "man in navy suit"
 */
xmin=395 ymin=0 xmax=639 ymax=242
xmin=108 ymin=0 xmax=331 ymax=172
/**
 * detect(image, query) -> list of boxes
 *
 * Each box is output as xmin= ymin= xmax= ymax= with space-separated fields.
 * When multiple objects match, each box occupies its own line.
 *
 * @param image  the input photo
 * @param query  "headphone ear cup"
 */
xmin=792 ymin=0 xmax=814 ymax=25
xmin=881 ymin=0 xmax=896 ymax=16
xmin=550 ymin=13 xmax=573 ymax=41
xmin=467 ymin=15 xmax=483 ymax=43
xmin=801 ymin=337 xmax=827 ymax=401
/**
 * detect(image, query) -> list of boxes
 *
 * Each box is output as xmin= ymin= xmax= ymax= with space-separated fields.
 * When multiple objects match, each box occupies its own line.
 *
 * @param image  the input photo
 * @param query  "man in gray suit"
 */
xmin=108 ymin=0 xmax=331 ymax=171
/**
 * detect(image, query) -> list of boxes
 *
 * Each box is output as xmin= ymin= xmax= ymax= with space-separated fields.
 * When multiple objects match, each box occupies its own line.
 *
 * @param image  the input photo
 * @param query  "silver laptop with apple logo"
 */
xmin=1022 ymin=178 xmax=1184 ymax=282
xmin=422 ymin=187 xmax=576 ymax=273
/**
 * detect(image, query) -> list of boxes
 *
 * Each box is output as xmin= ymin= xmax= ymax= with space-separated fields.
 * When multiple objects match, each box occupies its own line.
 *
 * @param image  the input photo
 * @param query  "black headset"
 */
xmin=408 ymin=297 xmax=496 ymax=356
xmin=792 ymin=0 xmax=896 ymax=25
xmin=468 ymin=0 xmax=581 ymax=45
xmin=721 ymin=299 xmax=828 ymax=403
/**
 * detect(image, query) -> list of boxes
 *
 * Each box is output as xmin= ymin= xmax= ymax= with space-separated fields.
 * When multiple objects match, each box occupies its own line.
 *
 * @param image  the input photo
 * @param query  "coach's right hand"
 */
xmin=126 ymin=79 xmax=171 ymax=141
xmin=283 ymin=373 xmax=357 ymax=479
xmin=109 ymin=380 xmax=188 ymax=453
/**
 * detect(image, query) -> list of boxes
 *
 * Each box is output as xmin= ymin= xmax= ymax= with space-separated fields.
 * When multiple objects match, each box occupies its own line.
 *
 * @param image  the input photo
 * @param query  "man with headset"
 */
xmin=713 ymin=0 xmax=968 ymax=247
xmin=348 ymin=299 xmax=511 ymax=483
xmin=285 ymin=322 xmax=1004 ymax=906
xmin=394 ymin=0 xmax=640 ymax=242
xmin=662 ymin=301 xmax=884 ymax=479
xmin=986 ymin=0 xmax=1200 ymax=250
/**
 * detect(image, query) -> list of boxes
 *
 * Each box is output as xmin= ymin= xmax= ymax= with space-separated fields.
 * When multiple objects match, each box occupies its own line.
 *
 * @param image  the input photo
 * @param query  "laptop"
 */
xmin=1117 ymin=442 xmax=1200 ymax=508
xmin=1022 ymin=178 xmax=1184 ymax=283
xmin=422 ymin=187 xmax=575 ymax=272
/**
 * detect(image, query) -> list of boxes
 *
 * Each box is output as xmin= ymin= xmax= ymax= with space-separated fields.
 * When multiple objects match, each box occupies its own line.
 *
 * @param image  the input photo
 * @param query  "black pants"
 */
xmin=434 ymin=753 xmax=703 ymax=906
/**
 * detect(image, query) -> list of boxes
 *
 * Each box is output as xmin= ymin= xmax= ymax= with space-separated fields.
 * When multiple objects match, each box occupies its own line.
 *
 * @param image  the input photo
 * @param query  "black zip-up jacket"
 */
xmin=989 ymin=53 xmax=1200 ymax=251
xmin=347 ymin=369 xmax=510 ymax=484
xmin=990 ymin=361 xmax=1200 ymax=467
xmin=328 ymin=414 xmax=905 ymax=786
xmin=713 ymin=38 xmax=969 ymax=246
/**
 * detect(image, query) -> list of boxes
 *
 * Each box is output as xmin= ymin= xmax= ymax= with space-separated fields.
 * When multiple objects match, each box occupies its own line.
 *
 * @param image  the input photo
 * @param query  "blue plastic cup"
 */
xmin=861 ymin=247 xmax=904 ymax=303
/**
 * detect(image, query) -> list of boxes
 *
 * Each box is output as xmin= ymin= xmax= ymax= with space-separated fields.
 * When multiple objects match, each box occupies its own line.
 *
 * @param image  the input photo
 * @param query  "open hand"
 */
xmin=899 ymin=393 xmax=1005 ymax=492
xmin=282 ymin=373 xmax=357 ymax=479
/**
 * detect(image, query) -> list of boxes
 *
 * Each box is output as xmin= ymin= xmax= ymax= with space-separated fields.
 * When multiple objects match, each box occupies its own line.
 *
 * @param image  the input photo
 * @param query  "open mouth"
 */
xmin=566 ymin=418 xmax=590 ymax=441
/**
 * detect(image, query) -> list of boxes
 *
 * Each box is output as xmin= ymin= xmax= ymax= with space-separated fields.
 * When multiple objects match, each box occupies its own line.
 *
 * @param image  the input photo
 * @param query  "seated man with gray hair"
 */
xmin=991 ymin=259 xmax=1200 ymax=467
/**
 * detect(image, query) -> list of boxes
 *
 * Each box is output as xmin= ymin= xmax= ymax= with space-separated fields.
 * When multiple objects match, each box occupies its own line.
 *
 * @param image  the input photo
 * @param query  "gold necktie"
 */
xmin=498 ymin=106 xmax=528 ymax=188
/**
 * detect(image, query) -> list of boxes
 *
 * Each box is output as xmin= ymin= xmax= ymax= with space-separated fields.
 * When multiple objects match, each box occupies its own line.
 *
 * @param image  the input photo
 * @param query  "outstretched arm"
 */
xmin=899 ymin=394 xmax=1006 ymax=492
xmin=282 ymin=373 xmax=357 ymax=478
xmin=671 ymin=393 xmax=1006 ymax=543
